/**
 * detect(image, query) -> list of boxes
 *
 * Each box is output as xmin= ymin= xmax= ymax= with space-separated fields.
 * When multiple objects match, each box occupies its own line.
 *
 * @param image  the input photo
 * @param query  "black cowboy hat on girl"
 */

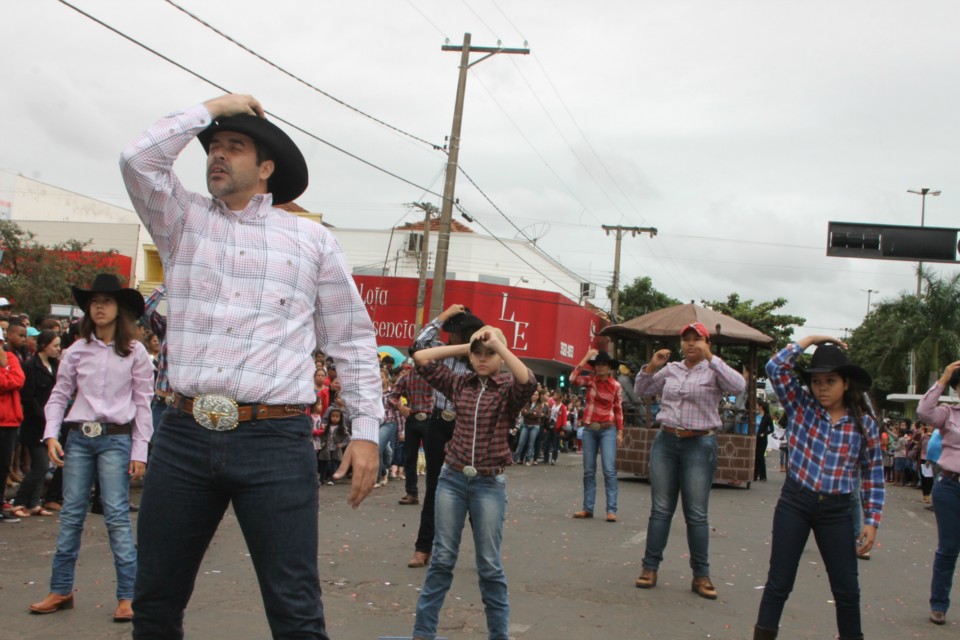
xmin=197 ymin=115 xmax=308 ymax=205
xmin=71 ymin=273 xmax=145 ymax=319
xmin=588 ymin=351 xmax=620 ymax=370
xmin=799 ymin=344 xmax=872 ymax=389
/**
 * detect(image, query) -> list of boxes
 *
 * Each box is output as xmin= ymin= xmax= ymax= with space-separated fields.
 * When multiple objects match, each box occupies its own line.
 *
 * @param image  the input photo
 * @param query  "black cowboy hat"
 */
xmin=799 ymin=344 xmax=872 ymax=389
xmin=441 ymin=308 xmax=485 ymax=337
xmin=197 ymin=114 xmax=308 ymax=205
xmin=71 ymin=273 xmax=145 ymax=319
xmin=588 ymin=351 xmax=620 ymax=370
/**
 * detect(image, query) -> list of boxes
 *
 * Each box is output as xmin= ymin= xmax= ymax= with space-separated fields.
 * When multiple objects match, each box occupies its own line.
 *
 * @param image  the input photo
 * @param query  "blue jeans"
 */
xmin=643 ymin=429 xmax=717 ymax=576
xmin=51 ymin=429 xmax=136 ymax=600
xmin=133 ymin=409 xmax=327 ymax=639
xmin=581 ymin=426 xmax=618 ymax=514
xmin=414 ymin=465 xmax=509 ymax=640
xmin=541 ymin=428 xmax=560 ymax=463
xmin=378 ymin=421 xmax=397 ymax=479
xmin=757 ymin=478 xmax=861 ymax=637
xmin=931 ymin=473 xmax=960 ymax=614
xmin=514 ymin=424 xmax=540 ymax=463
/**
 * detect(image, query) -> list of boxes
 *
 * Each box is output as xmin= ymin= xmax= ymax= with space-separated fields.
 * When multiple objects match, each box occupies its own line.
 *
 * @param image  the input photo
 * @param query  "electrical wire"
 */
xmin=57 ymin=0 xmax=451 ymax=204
xmin=163 ymin=0 xmax=445 ymax=152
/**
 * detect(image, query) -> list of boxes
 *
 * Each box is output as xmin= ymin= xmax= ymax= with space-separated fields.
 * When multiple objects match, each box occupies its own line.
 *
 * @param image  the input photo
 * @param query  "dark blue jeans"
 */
xmin=415 ymin=410 xmax=455 ymax=553
xmin=930 ymin=472 xmax=960 ymax=614
xmin=756 ymin=478 xmax=861 ymax=638
xmin=132 ymin=409 xmax=327 ymax=639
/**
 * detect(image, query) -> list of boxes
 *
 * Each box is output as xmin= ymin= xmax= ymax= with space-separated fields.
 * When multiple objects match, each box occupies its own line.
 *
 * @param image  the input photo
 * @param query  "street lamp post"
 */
xmin=860 ymin=288 xmax=879 ymax=316
xmin=906 ymin=187 xmax=941 ymax=393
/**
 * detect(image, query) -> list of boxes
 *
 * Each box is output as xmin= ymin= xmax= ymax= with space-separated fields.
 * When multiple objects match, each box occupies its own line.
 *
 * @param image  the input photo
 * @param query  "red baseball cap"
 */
xmin=680 ymin=322 xmax=710 ymax=339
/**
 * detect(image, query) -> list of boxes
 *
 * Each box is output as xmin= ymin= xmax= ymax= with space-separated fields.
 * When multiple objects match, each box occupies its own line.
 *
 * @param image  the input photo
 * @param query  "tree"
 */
xmin=614 ymin=276 xmax=681 ymax=321
xmin=704 ymin=294 xmax=806 ymax=367
xmin=0 ymin=220 xmax=122 ymax=321
xmin=847 ymin=269 xmax=960 ymax=411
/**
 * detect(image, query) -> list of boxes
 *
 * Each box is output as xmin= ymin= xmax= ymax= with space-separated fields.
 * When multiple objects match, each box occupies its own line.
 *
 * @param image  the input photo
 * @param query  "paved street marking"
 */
xmin=620 ymin=531 xmax=647 ymax=548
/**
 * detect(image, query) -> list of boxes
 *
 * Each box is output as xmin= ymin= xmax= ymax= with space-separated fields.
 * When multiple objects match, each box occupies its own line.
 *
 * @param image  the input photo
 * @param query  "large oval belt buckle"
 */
xmin=441 ymin=409 xmax=457 ymax=422
xmin=81 ymin=421 xmax=103 ymax=437
xmin=462 ymin=465 xmax=478 ymax=478
xmin=193 ymin=394 xmax=240 ymax=431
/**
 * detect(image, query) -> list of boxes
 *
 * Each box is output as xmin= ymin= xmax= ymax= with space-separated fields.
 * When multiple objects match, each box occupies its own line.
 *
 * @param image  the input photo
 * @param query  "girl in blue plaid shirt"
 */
xmin=754 ymin=336 xmax=884 ymax=640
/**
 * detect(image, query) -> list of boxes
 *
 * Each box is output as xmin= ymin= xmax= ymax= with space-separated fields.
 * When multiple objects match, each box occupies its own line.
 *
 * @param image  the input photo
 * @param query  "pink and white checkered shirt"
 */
xmin=635 ymin=356 xmax=746 ymax=431
xmin=120 ymin=104 xmax=383 ymax=442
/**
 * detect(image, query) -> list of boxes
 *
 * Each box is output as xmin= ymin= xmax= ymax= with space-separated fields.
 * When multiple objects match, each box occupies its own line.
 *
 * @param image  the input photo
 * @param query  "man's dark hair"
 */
xmin=7 ymin=319 xmax=25 ymax=330
xmin=253 ymin=140 xmax=273 ymax=166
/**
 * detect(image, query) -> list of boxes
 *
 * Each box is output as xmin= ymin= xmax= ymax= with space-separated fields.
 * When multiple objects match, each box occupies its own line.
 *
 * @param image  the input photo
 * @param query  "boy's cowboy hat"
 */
xmin=588 ymin=351 xmax=620 ymax=370
xmin=198 ymin=115 xmax=308 ymax=205
xmin=71 ymin=273 xmax=145 ymax=319
xmin=799 ymin=344 xmax=872 ymax=388
xmin=441 ymin=308 xmax=485 ymax=337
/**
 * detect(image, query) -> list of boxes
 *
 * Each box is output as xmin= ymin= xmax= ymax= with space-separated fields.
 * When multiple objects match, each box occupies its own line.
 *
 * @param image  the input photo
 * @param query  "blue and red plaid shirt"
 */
xmin=389 ymin=368 xmax=434 ymax=413
xmin=142 ymin=284 xmax=169 ymax=396
xmin=767 ymin=343 xmax=885 ymax=527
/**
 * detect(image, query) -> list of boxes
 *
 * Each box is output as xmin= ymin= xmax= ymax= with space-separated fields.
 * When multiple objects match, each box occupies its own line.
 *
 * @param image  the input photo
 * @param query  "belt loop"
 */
xmin=251 ymin=404 xmax=259 ymax=421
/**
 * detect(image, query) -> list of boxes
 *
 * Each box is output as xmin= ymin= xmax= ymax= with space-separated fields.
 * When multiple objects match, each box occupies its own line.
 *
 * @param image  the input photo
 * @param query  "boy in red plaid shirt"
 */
xmin=410 ymin=326 xmax=536 ymax=640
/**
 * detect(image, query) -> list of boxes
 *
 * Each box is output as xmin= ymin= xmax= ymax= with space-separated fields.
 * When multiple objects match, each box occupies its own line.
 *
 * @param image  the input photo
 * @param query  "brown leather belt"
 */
xmin=447 ymin=460 xmax=504 ymax=477
xmin=173 ymin=393 xmax=306 ymax=423
xmin=66 ymin=421 xmax=133 ymax=436
xmin=661 ymin=425 xmax=712 ymax=439
xmin=587 ymin=422 xmax=615 ymax=431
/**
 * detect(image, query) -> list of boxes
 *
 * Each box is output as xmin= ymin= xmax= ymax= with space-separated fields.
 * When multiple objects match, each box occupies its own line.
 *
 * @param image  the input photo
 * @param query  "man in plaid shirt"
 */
xmin=121 ymin=94 xmax=382 ymax=640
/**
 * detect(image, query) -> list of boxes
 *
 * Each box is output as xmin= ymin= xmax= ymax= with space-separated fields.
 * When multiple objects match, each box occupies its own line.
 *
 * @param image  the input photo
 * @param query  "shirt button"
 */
xmin=239 ymin=250 xmax=245 ymax=256
xmin=226 ymin=327 xmax=232 ymax=334
xmin=217 ymin=367 xmax=223 ymax=373
xmin=235 ymin=292 xmax=240 ymax=298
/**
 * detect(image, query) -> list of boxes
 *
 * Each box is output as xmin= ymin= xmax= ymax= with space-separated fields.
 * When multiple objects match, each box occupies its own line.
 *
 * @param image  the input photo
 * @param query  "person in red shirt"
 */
xmin=571 ymin=349 xmax=624 ymax=523
xmin=0 ymin=326 xmax=26 ymax=523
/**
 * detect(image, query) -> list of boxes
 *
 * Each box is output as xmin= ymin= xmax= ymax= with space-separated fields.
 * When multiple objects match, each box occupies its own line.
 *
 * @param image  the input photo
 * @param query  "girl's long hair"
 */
xmin=79 ymin=305 xmax=138 ymax=357
xmin=843 ymin=379 xmax=875 ymax=442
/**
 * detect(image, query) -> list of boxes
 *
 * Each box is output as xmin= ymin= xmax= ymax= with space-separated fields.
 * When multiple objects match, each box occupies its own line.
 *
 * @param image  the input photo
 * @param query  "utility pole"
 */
xmin=428 ymin=33 xmax=530 ymax=319
xmin=906 ymin=187 xmax=941 ymax=393
xmin=602 ymin=225 xmax=657 ymax=323
xmin=407 ymin=202 xmax=438 ymax=330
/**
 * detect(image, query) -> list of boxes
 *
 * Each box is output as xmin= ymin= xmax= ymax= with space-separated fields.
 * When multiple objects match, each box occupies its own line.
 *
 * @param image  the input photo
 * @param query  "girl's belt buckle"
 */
xmin=81 ymin=422 xmax=103 ymax=437
xmin=193 ymin=394 xmax=240 ymax=431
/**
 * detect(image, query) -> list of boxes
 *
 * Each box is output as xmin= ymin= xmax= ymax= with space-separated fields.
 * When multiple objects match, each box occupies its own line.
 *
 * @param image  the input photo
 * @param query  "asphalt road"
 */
xmin=1 ymin=453 xmax=956 ymax=639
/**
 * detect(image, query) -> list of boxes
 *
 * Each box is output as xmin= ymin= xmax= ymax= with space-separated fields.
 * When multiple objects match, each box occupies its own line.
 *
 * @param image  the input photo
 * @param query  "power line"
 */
xmin=162 ymin=0 xmax=445 ymax=152
xmin=56 ymin=0 xmax=605 ymax=306
xmin=57 ymin=0 xmax=449 ymax=202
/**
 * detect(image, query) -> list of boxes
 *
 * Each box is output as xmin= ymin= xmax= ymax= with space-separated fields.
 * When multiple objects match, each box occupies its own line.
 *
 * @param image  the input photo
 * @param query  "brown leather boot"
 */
xmin=29 ymin=592 xmax=74 ymax=614
xmin=691 ymin=576 xmax=718 ymax=599
xmin=113 ymin=599 xmax=133 ymax=622
xmin=635 ymin=568 xmax=657 ymax=589
xmin=407 ymin=550 xmax=431 ymax=568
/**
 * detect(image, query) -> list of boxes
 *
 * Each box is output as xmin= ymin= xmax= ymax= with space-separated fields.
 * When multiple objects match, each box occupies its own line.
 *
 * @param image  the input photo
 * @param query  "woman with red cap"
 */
xmin=634 ymin=322 xmax=745 ymax=599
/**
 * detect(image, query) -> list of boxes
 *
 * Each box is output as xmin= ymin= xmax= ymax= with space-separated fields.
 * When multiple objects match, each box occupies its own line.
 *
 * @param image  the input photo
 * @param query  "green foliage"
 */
xmin=0 ymin=220 xmax=122 ymax=321
xmin=703 ymin=293 xmax=806 ymax=367
xmin=614 ymin=276 xmax=681 ymax=321
xmin=849 ymin=268 xmax=960 ymax=404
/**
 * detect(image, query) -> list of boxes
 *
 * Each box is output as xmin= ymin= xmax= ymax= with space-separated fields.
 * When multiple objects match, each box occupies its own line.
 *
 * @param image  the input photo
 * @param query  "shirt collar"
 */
xmin=213 ymin=192 xmax=274 ymax=221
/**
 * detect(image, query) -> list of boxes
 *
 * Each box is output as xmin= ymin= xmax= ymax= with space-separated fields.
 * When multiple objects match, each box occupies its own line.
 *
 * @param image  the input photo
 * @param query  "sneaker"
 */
xmin=326 ymin=481 xmax=335 ymax=486
xmin=0 ymin=511 xmax=20 ymax=524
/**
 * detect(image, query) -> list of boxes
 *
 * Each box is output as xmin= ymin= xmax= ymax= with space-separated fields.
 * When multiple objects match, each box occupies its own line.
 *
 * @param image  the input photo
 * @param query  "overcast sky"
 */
xmin=2 ymin=0 xmax=958 ymax=340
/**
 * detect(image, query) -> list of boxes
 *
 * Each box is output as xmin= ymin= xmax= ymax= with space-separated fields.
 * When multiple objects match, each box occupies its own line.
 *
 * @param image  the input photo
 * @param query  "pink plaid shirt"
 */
xmin=120 ymin=104 xmax=383 ymax=442
xmin=635 ymin=356 xmax=745 ymax=431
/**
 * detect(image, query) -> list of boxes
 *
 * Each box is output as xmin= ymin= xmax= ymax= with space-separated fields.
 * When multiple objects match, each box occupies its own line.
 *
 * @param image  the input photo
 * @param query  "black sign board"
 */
xmin=827 ymin=222 xmax=960 ymax=263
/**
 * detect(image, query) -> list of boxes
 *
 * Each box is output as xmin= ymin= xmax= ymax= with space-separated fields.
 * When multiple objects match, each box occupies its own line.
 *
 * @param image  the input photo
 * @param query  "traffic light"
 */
xmin=559 ymin=374 xmax=567 ymax=389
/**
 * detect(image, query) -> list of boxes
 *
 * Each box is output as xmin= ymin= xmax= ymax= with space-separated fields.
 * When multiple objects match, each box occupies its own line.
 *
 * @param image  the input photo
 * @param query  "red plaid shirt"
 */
xmin=571 ymin=367 xmax=624 ymax=430
xmin=389 ymin=369 xmax=434 ymax=413
xmin=417 ymin=361 xmax=537 ymax=470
